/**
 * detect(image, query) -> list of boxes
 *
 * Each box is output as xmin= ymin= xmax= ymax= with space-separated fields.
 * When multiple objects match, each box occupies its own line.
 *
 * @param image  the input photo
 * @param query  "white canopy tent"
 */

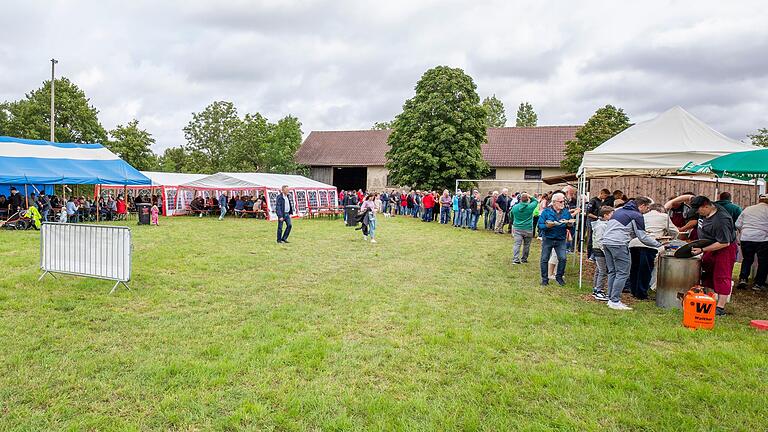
xmin=574 ymin=106 xmax=759 ymax=288
xmin=578 ymin=106 xmax=758 ymax=179
xmin=99 ymin=171 xmax=208 ymax=216
xmin=180 ymin=172 xmax=337 ymax=220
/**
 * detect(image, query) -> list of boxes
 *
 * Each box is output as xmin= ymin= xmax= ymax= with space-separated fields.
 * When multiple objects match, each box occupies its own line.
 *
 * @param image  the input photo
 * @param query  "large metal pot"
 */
xmin=656 ymin=255 xmax=701 ymax=309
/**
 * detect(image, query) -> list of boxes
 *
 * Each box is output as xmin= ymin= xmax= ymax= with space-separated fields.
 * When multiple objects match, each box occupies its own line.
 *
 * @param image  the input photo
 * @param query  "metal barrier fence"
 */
xmin=39 ymin=222 xmax=132 ymax=293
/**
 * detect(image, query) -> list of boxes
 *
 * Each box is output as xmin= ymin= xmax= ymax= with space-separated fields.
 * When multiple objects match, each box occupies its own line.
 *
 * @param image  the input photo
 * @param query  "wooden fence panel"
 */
xmin=589 ymin=177 xmax=761 ymax=208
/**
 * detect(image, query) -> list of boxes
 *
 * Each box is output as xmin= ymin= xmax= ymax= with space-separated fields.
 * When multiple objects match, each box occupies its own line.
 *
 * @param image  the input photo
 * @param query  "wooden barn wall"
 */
xmin=309 ymin=166 xmax=333 ymax=185
xmin=589 ymin=177 xmax=761 ymax=208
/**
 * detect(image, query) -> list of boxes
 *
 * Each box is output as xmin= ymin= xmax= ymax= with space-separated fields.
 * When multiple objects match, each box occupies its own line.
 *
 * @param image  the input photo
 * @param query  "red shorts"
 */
xmin=701 ymin=242 xmax=737 ymax=295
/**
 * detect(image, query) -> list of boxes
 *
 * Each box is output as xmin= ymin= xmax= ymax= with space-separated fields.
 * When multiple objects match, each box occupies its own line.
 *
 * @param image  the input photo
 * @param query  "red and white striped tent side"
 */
xmin=178 ymin=172 xmax=337 ymax=220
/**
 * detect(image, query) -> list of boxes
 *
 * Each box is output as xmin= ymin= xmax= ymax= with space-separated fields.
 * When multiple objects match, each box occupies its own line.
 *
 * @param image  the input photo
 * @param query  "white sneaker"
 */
xmin=370 ymin=239 xmax=377 ymax=243
xmin=548 ymin=275 xmax=556 ymax=280
xmin=363 ymin=236 xmax=368 ymax=241
xmin=607 ymin=301 xmax=632 ymax=311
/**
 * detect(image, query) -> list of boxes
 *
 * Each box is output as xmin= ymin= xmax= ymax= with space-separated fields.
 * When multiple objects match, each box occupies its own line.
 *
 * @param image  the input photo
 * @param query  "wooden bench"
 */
xmin=237 ymin=209 xmax=266 ymax=219
xmin=188 ymin=207 xmax=215 ymax=217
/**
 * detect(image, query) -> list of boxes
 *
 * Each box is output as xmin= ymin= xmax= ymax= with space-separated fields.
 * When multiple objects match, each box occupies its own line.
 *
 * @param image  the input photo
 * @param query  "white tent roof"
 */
xmin=139 ymin=171 xmax=208 ymax=186
xmin=180 ymin=172 xmax=335 ymax=190
xmin=578 ymin=106 xmax=758 ymax=178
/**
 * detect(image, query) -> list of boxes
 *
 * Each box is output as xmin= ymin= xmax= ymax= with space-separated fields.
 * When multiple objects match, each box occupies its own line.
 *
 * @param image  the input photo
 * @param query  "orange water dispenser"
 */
xmin=682 ymin=286 xmax=717 ymax=330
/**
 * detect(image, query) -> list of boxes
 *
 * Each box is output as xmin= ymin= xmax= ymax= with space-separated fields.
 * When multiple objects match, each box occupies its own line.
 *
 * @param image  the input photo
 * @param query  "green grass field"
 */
xmin=1 ymin=216 xmax=766 ymax=431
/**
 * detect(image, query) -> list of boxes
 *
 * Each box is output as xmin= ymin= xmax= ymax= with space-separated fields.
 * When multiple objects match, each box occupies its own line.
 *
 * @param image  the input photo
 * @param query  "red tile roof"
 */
xmin=483 ymin=126 xmax=580 ymax=167
xmin=295 ymin=126 xmax=580 ymax=168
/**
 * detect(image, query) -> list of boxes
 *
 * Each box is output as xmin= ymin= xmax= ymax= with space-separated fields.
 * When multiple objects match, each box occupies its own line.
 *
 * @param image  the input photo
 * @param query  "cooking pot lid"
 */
xmin=673 ymin=239 xmax=714 ymax=258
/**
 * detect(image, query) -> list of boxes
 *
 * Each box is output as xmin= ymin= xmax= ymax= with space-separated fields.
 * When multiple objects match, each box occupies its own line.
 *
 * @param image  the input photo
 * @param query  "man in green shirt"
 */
xmin=511 ymin=193 xmax=539 ymax=264
xmin=714 ymin=191 xmax=742 ymax=222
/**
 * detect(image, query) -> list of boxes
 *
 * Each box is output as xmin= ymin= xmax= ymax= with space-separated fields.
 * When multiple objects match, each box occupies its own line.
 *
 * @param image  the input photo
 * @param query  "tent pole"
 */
xmin=24 ymin=184 xmax=29 ymax=209
xmin=715 ymin=177 xmax=719 ymax=198
xmin=578 ymin=172 xmax=586 ymax=290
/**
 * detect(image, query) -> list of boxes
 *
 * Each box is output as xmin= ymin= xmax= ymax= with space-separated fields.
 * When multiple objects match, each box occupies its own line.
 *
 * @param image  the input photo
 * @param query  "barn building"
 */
xmin=295 ymin=126 xmax=580 ymax=192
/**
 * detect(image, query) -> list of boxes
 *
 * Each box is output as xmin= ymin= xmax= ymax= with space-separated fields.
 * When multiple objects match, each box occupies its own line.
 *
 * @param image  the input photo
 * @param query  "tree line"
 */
xmin=0 ymin=78 xmax=305 ymax=175
xmin=2 ymin=73 xmax=764 ymax=187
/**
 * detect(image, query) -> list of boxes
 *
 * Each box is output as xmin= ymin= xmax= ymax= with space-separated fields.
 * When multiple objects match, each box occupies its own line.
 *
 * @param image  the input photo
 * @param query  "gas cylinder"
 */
xmin=682 ymin=286 xmax=717 ymax=330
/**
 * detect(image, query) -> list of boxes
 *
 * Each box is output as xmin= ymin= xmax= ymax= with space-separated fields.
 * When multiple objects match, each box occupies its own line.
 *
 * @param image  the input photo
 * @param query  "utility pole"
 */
xmin=50 ymin=58 xmax=58 ymax=142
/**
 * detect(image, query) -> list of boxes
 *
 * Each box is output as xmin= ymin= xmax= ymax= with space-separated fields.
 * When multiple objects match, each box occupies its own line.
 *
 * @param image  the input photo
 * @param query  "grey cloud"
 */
xmin=1 ymin=0 xmax=767 ymax=151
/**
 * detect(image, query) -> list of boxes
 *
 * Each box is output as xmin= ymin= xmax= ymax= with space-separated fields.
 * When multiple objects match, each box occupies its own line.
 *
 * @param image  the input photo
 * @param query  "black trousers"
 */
xmin=739 ymin=241 xmax=768 ymax=286
xmin=629 ymin=247 xmax=658 ymax=299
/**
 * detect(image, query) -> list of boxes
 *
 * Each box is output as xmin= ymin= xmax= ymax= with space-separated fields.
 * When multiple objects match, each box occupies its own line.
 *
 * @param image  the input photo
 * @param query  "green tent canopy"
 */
xmin=680 ymin=148 xmax=768 ymax=181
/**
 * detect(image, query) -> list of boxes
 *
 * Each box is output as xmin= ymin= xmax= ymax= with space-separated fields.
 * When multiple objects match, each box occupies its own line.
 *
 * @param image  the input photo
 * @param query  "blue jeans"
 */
xmin=540 ymin=237 xmax=567 ymax=282
xmin=220 ymin=206 xmax=227 ymax=218
xmin=422 ymin=207 xmax=433 ymax=221
xmin=412 ymin=205 xmax=420 ymax=217
xmin=277 ymin=215 xmax=292 ymax=241
xmin=461 ymin=209 xmax=470 ymax=227
xmin=399 ymin=205 xmax=406 ymax=215
xmin=452 ymin=209 xmax=460 ymax=225
xmin=603 ymin=244 xmax=630 ymax=303
xmin=368 ymin=216 xmax=377 ymax=239
xmin=469 ymin=213 xmax=479 ymax=229
xmin=440 ymin=207 xmax=451 ymax=224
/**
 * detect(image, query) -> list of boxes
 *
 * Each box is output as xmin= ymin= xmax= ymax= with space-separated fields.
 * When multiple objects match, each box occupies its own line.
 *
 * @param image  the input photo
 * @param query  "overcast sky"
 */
xmin=1 ymin=0 xmax=766 ymax=152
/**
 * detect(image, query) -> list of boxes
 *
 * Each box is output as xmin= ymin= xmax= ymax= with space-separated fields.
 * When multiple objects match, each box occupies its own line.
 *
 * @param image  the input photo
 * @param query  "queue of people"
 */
xmin=340 ymin=185 xmax=765 ymax=316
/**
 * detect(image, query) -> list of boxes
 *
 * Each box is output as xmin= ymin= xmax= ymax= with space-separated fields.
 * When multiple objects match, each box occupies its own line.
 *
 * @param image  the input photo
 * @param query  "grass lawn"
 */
xmin=1 ymin=215 xmax=766 ymax=431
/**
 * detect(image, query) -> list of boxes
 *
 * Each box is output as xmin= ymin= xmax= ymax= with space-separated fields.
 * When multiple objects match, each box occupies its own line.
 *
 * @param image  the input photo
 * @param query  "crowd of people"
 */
xmin=335 ymin=185 xmax=767 ymax=315
xmin=1 ymin=187 xmax=164 ymax=226
xmin=189 ymin=193 xmax=269 ymax=219
xmin=582 ymin=189 xmax=767 ymax=314
xmin=6 ymin=181 xmax=766 ymax=317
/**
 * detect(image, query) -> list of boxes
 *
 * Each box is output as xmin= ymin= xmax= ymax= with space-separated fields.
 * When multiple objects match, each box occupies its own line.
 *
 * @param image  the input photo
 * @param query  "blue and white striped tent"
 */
xmin=0 ymin=136 xmax=151 ymax=186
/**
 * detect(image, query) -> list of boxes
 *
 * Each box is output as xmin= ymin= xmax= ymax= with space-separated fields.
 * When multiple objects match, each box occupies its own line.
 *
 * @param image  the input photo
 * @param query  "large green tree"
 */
xmin=561 ymin=105 xmax=630 ymax=173
xmin=748 ymin=128 xmax=768 ymax=147
xmin=0 ymin=102 xmax=9 ymax=132
xmin=107 ymin=119 xmax=157 ymax=170
xmin=386 ymin=66 xmax=488 ymax=190
xmin=181 ymin=101 xmax=305 ymax=174
xmin=183 ymin=101 xmax=241 ymax=173
xmin=482 ymin=95 xmax=507 ymax=128
xmin=265 ymin=115 xmax=304 ymax=173
xmin=158 ymin=147 xmax=192 ymax=173
xmin=227 ymin=113 xmax=304 ymax=173
xmin=0 ymin=77 xmax=108 ymax=143
xmin=515 ymin=102 xmax=538 ymax=127
xmin=227 ymin=113 xmax=271 ymax=172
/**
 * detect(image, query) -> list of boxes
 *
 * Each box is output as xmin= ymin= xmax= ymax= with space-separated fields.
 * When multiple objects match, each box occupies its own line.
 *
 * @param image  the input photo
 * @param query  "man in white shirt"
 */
xmin=65 ymin=197 xmax=79 ymax=223
xmin=735 ymin=194 xmax=768 ymax=291
xmin=276 ymin=185 xmax=294 ymax=244
xmin=628 ymin=203 xmax=679 ymax=296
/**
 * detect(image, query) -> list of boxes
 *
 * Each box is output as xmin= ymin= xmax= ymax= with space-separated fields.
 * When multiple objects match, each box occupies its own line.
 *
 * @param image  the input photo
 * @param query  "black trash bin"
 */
xmin=137 ymin=203 xmax=151 ymax=225
xmin=344 ymin=205 xmax=359 ymax=227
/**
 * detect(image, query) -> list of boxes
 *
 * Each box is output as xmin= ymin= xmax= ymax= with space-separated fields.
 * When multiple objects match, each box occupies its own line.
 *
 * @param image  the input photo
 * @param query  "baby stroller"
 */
xmin=0 ymin=210 xmax=35 ymax=230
